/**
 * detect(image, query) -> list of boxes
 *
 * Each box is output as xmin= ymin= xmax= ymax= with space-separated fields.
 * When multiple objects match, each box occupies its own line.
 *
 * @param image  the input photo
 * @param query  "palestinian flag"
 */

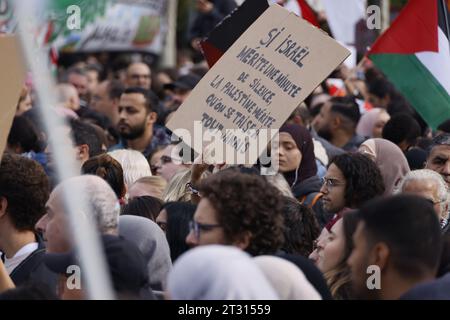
xmin=201 ymin=0 xmax=319 ymax=68
xmin=368 ymin=0 xmax=450 ymax=130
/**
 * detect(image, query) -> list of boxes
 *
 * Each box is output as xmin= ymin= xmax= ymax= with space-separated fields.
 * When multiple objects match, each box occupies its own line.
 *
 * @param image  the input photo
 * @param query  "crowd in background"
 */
xmin=0 ymin=0 xmax=449 ymax=300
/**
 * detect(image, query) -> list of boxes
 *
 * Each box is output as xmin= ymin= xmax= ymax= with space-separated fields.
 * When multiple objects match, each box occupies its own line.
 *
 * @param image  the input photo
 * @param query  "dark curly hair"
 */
xmin=81 ymin=153 xmax=125 ymax=199
xmin=198 ymin=168 xmax=284 ymax=256
xmin=0 ymin=153 xmax=49 ymax=231
xmin=281 ymin=197 xmax=320 ymax=257
xmin=330 ymin=153 xmax=385 ymax=208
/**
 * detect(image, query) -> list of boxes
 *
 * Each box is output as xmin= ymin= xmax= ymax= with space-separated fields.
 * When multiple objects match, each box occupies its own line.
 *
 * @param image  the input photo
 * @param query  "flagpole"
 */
xmin=440 ymin=0 xmax=450 ymax=49
xmin=14 ymin=0 xmax=115 ymax=300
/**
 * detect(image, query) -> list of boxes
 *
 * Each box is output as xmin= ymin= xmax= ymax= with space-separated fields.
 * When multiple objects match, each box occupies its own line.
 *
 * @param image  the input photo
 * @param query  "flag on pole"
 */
xmin=201 ymin=0 xmax=319 ymax=68
xmin=296 ymin=0 xmax=320 ymax=27
xmin=368 ymin=0 xmax=450 ymax=130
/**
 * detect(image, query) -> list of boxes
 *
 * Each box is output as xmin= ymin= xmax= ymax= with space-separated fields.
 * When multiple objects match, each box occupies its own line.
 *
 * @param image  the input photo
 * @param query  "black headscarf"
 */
xmin=279 ymin=124 xmax=317 ymax=187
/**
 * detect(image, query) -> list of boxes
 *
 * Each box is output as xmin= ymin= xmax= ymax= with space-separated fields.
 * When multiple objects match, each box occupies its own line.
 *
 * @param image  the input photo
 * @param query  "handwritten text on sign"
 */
xmin=167 ymin=4 xmax=350 ymax=163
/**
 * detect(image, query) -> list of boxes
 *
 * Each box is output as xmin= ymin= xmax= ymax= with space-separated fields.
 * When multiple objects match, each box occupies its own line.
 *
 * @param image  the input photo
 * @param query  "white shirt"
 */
xmin=4 ymin=242 xmax=38 ymax=274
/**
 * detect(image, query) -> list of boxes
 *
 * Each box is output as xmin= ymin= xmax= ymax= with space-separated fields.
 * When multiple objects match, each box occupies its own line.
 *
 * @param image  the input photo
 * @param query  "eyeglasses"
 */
xmin=130 ymin=74 xmax=150 ymax=80
xmin=189 ymin=220 xmax=222 ymax=240
xmin=321 ymin=177 xmax=345 ymax=189
xmin=425 ymin=198 xmax=444 ymax=206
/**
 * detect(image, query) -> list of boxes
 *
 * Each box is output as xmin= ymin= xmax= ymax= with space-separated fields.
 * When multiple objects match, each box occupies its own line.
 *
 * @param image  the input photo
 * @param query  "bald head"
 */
xmin=57 ymin=83 xmax=80 ymax=111
xmin=36 ymin=175 xmax=120 ymax=253
xmin=126 ymin=62 xmax=151 ymax=89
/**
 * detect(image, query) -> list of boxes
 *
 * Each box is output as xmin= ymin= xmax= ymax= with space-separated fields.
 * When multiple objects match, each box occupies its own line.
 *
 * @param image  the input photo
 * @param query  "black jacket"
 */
xmin=3 ymin=235 xmax=58 ymax=290
xmin=189 ymin=0 xmax=237 ymax=41
xmin=292 ymin=175 xmax=334 ymax=228
xmin=400 ymin=273 xmax=450 ymax=300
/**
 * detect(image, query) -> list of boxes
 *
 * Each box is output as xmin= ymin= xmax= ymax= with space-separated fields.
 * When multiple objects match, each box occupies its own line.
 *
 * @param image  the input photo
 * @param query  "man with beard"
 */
xmin=112 ymin=87 xmax=170 ymax=158
xmin=347 ymin=195 xmax=442 ymax=300
xmin=312 ymin=96 xmax=365 ymax=152
xmin=425 ymin=133 xmax=450 ymax=188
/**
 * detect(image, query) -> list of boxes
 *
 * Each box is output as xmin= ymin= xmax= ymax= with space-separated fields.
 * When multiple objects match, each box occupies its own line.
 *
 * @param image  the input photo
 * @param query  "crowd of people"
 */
xmin=0 ymin=0 xmax=450 ymax=300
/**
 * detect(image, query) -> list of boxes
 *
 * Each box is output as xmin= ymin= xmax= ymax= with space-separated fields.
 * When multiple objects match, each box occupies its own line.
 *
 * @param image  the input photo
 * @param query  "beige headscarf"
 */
xmin=360 ymin=138 xmax=410 ymax=195
xmin=254 ymin=256 xmax=322 ymax=300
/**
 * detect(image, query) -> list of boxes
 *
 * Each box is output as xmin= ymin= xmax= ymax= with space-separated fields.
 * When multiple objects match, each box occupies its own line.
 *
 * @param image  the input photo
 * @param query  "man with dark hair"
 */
xmin=65 ymin=67 xmax=89 ymax=103
xmin=69 ymin=119 xmax=103 ymax=166
xmin=185 ymin=168 xmax=284 ymax=256
xmin=312 ymin=96 xmax=365 ymax=151
xmin=112 ymin=87 xmax=170 ymax=158
xmin=85 ymin=64 xmax=103 ymax=96
xmin=281 ymin=197 xmax=320 ymax=257
xmin=425 ymin=133 xmax=450 ymax=187
xmin=320 ymin=153 xmax=385 ymax=214
xmin=382 ymin=113 xmax=421 ymax=152
xmin=91 ymin=80 xmax=125 ymax=126
xmin=125 ymin=62 xmax=152 ymax=90
xmin=348 ymin=195 xmax=443 ymax=300
xmin=163 ymin=73 xmax=201 ymax=110
xmin=0 ymin=153 xmax=56 ymax=288
xmin=437 ymin=119 xmax=450 ymax=135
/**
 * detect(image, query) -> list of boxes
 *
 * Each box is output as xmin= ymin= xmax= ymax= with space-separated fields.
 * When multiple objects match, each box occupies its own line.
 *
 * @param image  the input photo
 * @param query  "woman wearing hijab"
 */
xmin=278 ymin=123 xmax=333 ymax=227
xmin=166 ymin=245 xmax=279 ymax=300
xmin=118 ymin=215 xmax=172 ymax=293
xmin=253 ymin=256 xmax=321 ymax=300
xmin=359 ymin=138 xmax=410 ymax=195
xmin=356 ymin=108 xmax=390 ymax=139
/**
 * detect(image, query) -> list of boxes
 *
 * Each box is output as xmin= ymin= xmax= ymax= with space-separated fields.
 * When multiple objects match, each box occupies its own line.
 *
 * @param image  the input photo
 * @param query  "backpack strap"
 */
xmin=299 ymin=192 xmax=323 ymax=209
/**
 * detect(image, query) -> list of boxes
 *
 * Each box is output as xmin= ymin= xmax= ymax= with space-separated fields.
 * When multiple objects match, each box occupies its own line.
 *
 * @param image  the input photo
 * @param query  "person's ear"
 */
xmin=77 ymin=144 xmax=90 ymax=162
xmin=147 ymin=111 xmax=157 ymax=125
xmin=112 ymin=97 xmax=120 ymax=108
xmin=369 ymin=242 xmax=390 ymax=272
xmin=0 ymin=197 xmax=8 ymax=219
xmin=69 ymin=96 xmax=78 ymax=110
xmin=293 ymin=115 xmax=304 ymax=126
xmin=233 ymin=231 xmax=251 ymax=251
xmin=381 ymin=94 xmax=391 ymax=108
xmin=332 ymin=115 xmax=341 ymax=129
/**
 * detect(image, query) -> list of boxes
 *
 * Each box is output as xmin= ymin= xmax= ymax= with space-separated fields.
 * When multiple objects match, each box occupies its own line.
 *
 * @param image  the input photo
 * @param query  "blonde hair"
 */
xmin=132 ymin=176 xmax=167 ymax=200
xmin=163 ymin=169 xmax=210 ymax=202
xmin=108 ymin=149 xmax=152 ymax=187
xmin=323 ymin=266 xmax=352 ymax=300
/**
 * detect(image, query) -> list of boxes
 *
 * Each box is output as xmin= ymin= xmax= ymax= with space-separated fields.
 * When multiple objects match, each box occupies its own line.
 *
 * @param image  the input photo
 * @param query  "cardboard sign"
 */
xmin=167 ymin=4 xmax=350 ymax=164
xmin=0 ymin=35 xmax=26 ymax=160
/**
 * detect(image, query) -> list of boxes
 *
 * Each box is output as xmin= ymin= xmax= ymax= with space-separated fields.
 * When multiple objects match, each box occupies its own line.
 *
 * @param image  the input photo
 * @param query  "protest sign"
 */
xmin=0 ymin=35 xmax=26 ymax=159
xmin=166 ymin=4 xmax=350 ymax=165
